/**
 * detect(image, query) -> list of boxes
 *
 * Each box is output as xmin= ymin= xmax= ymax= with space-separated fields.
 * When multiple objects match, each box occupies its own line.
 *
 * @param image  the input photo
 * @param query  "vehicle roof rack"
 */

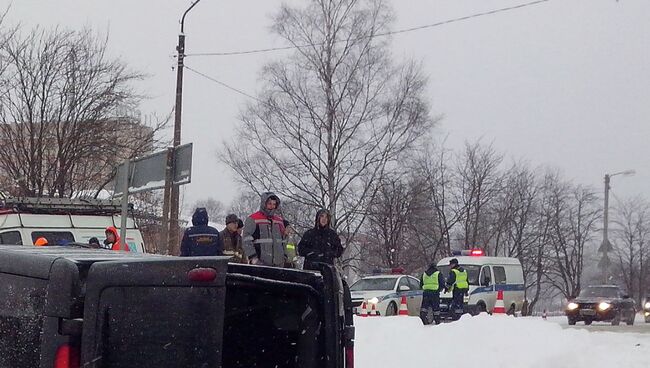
xmin=0 ymin=197 xmax=132 ymax=216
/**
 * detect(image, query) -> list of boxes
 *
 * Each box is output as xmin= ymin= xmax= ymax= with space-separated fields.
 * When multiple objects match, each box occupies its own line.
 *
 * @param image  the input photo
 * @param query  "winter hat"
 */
xmin=225 ymin=214 xmax=239 ymax=225
xmin=449 ymin=258 xmax=459 ymax=266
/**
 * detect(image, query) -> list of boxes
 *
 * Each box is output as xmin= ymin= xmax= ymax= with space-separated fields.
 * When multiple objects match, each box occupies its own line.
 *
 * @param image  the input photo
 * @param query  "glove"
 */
xmin=249 ymin=256 xmax=261 ymax=265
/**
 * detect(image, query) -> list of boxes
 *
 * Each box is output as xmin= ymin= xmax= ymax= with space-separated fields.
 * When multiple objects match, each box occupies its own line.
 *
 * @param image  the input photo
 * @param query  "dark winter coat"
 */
xmin=180 ymin=208 xmax=223 ymax=257
xmin=220 ymin=228 xmax=246 ymax=263
xmin=242 ymin=192 xmax=286 ymax=266
xmin=297 ymin=209 xmax=344 ymax=267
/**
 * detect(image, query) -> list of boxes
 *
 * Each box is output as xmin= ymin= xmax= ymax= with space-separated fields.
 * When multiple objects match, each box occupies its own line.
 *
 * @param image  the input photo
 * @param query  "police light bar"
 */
xmin=451 ymin=249 xmax=484 ymax=256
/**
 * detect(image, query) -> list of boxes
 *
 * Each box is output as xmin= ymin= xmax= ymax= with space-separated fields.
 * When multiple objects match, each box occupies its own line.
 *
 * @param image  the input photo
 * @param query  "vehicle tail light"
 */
xmin=345 ymin=345 xmax=354 ymax=368
xmin=187 ymin=267 xmax=218 ymax=282
xmin=54 ymin=344 xmax=80 ymax=368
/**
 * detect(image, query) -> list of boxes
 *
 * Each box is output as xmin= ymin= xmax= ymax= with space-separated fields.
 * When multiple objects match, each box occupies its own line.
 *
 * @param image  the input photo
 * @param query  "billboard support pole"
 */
xmin=119 ymin=159 xmax=130 ymax=250
xmin=161 ymin=147 xmax=174 ymax=254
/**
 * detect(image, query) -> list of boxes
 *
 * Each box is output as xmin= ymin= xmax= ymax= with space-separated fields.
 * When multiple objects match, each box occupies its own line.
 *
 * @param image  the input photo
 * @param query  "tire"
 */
xmin=476 ymin=302 xmax=487 ymax=315
xmin=611 ymin=314 xmax=620 ymax=326
xmin=568 ymin=317 xmax=577 ymax=326
xmin=584 ymin=319 xmax=592 ymax=325
xmin=645 ymin=317 xmax=650 ymax=324
xmin=385 ymin=302 xmax=398 ymax=316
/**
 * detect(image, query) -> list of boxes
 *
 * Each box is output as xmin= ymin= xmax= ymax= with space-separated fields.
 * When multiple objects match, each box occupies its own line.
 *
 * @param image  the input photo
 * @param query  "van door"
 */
xmin=80 ymin=257 xmax=228 ymax=368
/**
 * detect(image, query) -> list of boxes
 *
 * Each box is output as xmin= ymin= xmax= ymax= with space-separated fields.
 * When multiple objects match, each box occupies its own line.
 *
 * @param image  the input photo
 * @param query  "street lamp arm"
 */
xmin=181 ymin=0 xmax=201 ymax=33
xmin=609 ymin=169 xmax=636 ymax=177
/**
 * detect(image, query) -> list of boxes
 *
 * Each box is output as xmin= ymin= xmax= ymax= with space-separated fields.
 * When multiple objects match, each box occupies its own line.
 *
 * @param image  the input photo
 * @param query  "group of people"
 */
xmin=419 ymin=258 xmax=468 ymax=325
xmin=33 ymin=226 xmax=130 ymax=250
xmin=180 ymin=191 xmax=344 ymax=272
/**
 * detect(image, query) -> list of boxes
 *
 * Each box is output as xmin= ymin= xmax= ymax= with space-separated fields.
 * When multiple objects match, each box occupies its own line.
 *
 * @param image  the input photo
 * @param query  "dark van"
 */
xmin=0 ymin=246 xmax=353 ymax=368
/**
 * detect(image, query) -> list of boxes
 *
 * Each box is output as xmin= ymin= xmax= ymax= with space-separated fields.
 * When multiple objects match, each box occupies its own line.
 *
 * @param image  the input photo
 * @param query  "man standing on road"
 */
xmin=242 ymin=192 xmax=286 ymax=267
xmin=180 ymin=208 xmax=223 ymax=256
xmin=420 ymin=262 xmax=445 ymax=325
xmin=446 ymin=258 xmax=469 ymax=320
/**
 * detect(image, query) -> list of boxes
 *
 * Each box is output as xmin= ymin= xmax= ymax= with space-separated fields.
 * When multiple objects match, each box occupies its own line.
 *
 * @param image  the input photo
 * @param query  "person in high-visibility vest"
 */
xmin=446 ymin=258 xmax=469 ymax=320
xmin=420 ymin=263 xmax=445 ymax=325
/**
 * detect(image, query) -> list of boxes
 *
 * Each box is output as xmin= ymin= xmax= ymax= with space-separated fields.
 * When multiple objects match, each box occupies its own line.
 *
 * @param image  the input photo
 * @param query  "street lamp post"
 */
xmin=599 ymin=169 xmax=635 ymax=283
xmin=162 ymin=0 xmax=201 ymax=255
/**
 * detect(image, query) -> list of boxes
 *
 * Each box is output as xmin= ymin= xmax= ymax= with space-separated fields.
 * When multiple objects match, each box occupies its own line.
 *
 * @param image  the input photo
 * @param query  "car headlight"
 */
xmin=567 ymin=302 xmax=579 ymax=311
xmin=368 ymin=297 xmax=380 ymax=305
xmin=644 ymin=302 xmax=650 ymax=310
xmin=598 ymin=302 xmax=611 ymax=311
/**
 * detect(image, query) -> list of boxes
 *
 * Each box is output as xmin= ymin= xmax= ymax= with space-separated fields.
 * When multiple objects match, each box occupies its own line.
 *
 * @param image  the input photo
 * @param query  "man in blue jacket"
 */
xmin=180 ymin=208 xmax=223 ymax=256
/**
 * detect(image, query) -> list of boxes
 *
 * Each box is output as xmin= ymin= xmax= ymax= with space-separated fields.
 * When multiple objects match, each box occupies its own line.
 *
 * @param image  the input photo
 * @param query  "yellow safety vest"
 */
xmin=422 ymin=271 xmax=440 ymax=291
xmin=451 ymin=268 xmax=469 ymax=289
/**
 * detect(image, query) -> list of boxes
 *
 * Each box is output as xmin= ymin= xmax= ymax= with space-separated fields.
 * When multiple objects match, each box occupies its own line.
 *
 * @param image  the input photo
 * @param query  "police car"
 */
xmin=437 ymin=249 xmax=525 ymax=316
xmin=350 ymin=269 xmax=422 ymax=316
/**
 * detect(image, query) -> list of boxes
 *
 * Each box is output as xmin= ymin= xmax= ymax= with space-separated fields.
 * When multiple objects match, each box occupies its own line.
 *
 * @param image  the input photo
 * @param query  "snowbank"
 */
xmin=355 ymin=314 xmax=650 ymax=368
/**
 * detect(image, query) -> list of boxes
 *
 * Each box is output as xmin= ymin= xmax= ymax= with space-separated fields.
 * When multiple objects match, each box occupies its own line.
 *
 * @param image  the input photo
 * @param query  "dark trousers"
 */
xmin=451 ymin=288 xmax=467 ymax=319
xmin=420 ymin=290 xmax=440 ymax=325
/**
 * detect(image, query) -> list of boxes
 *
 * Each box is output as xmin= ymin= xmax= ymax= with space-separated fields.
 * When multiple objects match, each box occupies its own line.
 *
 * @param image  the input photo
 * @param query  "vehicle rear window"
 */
xmin=96 ymin=286 xmax=224 ymax=367
xmin=31 ymin=231 xmax=75 ymax=245
xmin=222 ymin=280 xmax=324 ymax=368
xmin=350 ymin=277 xmax=397 ymax=291
xmin=0 ymin=274 xmax=46 ymax=367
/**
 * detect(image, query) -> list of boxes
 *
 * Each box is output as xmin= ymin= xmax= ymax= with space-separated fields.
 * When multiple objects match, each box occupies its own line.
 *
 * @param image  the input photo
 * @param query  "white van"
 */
xmin=437 ymin=251 xmax=525 ymax=315
xmin=0 ymin=197 xmax=146 ymax=252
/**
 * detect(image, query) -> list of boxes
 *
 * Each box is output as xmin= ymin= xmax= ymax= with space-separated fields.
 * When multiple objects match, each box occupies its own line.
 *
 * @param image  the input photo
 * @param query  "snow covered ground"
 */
xmin=355 ymin=314 xmax=650 ymax=368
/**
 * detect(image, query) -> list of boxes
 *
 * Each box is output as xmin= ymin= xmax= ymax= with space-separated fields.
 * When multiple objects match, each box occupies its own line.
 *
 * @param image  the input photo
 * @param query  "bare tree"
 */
xmin=455 ymin=141 xmax=504 ymax=250
xmin=0 ymin=26 xmax=167 ymax=198
xmin=189 ymin=197 xmax=226 ymax=223
xmin=221 ymin=0 xmax=435 ymax=254
xmin=544 ymin=180 xmax=601 ymax=299
xmin=611 ymin=196 xmax=650 ymax=303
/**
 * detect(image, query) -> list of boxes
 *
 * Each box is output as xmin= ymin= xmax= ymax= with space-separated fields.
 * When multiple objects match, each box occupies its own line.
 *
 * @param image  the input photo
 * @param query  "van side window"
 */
xmin=31 ymin=231 xmax=75 ymax=245
xmin=0 ymin=231 xmax=22 ymax=245
xmin=493 ymin=266 xmax=507 ymax=284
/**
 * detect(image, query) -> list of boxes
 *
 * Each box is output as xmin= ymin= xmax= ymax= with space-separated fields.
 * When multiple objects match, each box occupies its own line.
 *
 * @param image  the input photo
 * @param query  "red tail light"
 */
xmin=54 ymin=344 xmax=80 ymax=368
xmin=345 ymin=345 xmax=354 ymax=368
xmin=188 ymin=267 xmax=218 ymax=282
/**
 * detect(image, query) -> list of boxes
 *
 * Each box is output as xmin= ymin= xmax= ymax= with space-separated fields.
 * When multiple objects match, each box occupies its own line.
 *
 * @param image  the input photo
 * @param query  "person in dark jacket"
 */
xmin=297 ymin=209 xmax=343 ymax=269
xmin=298 ymin=208 xmax=351 ymax=321
xmin=446 ymin=258 xmax=469 ymax=320
xmin=419 ymin=263 xmax=445 ymax=325
xmin=180 ymin=208 xmax=223 ymax=257
xmin=220 ymin=214 xmax=246 ymax=263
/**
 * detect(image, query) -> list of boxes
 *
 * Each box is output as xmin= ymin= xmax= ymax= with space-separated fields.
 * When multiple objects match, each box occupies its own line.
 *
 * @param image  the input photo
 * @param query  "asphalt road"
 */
xmin=551 ymin=315 xmax=650 ymax=334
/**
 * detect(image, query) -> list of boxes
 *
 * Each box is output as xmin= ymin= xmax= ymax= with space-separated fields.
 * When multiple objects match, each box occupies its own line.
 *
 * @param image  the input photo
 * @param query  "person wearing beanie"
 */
xmin=180 ymin=208 xmax=223 ymax=256
xmin=220 ymin=213 xmax=246 ymax=263
xmin=446 ymin=257 xmax=469 ymax=320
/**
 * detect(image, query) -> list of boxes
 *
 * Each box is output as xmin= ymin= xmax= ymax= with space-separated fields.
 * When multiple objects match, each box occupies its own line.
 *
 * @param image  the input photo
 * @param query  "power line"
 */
xmin=184 ymin=65 xmax=263 ymax=103
xmin=186 ymin=0 xmax=551 ymax=57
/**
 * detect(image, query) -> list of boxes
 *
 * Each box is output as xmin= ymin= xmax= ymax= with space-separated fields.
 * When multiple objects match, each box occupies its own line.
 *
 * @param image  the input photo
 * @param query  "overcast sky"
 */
xmin=4 ymin=0 xmax=649 ymax=213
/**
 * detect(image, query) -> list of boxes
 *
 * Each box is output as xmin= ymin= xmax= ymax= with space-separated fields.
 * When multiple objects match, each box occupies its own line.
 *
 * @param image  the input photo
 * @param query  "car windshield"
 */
xmin=350 ymin=277 xmax=397 ymax=291
xmin=578 ymin=287 xmax=620 ymax=298
xmin=437 ymin=265 xmax=482 ymax=285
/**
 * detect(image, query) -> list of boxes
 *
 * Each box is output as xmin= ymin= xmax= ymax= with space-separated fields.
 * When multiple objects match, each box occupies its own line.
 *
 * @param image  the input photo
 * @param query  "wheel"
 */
xmin=385 ymin=302 xmax=398 ymax=316
xmin=567 ymin=317 xmax=576 ymax=325
xmin=476 ymin=302 xmax=487 ymax=315
xmin=611 ymin=314 xmax=620 ymax=326
xmin=584 ymin=319 xmax=592 ymax=325
xmin=645 ymin=317 xmax=650 ymax=323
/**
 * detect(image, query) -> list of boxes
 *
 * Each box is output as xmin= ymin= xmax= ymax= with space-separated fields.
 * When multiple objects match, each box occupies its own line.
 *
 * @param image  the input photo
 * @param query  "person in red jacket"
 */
xmin=104 ymin=226 xmax=130 ymax=251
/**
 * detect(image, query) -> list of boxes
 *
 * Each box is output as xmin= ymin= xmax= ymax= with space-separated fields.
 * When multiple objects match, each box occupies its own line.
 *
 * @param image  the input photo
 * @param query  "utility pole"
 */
xmin=163 ymin=0 xmax=201 ymax=255
xmin=598 ymin=169 xmax=635 ymax=284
